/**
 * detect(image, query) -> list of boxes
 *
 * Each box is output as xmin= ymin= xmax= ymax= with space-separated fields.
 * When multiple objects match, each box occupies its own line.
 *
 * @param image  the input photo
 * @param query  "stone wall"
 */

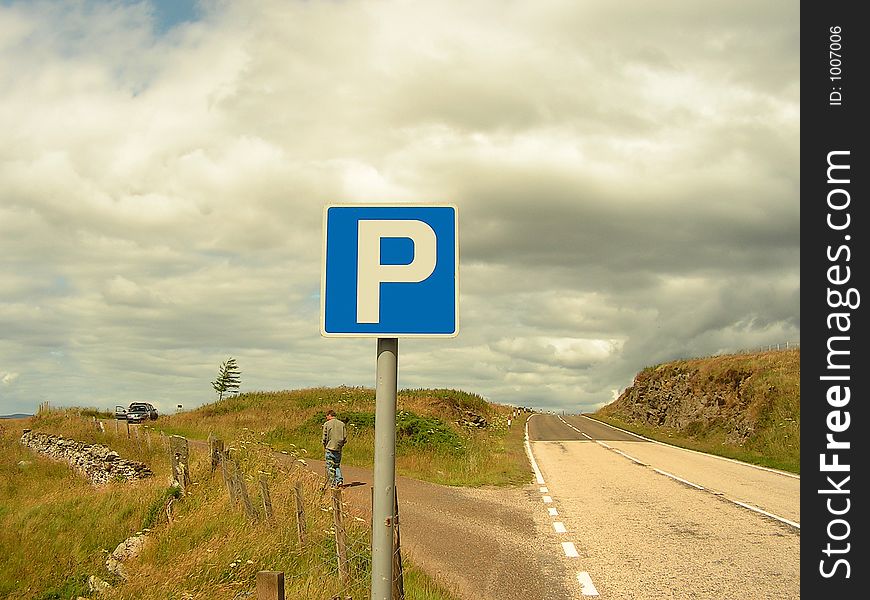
xmin=19 ymin=429 xmax=153 ymax=485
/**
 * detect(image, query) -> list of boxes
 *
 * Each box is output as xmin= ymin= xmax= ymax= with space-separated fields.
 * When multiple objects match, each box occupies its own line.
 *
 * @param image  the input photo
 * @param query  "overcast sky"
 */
xmin=0 ymin=0 xmax=799 ymax=415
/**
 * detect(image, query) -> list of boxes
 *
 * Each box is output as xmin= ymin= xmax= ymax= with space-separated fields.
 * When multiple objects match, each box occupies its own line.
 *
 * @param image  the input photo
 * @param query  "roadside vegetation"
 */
xmin=2 ymin=358 xmax=800 ymax=597
xmin=593 ymin=349 xmax=800 ymax=474
xmin=0 ymin=411 xmax=460 ymax=600
xmin=156 ymin=387 xmax=531 ymax=487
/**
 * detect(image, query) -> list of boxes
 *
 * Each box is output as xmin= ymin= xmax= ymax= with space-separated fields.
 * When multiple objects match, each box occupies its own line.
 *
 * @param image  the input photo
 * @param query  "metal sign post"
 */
xmin=321 ymin=204 xmax=457 ymax=600
xmin=372 ymin=338 xmax=398 ymax=600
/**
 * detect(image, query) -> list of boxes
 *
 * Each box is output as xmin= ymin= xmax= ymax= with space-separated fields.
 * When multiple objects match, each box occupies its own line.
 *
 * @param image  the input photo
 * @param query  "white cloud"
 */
xmin=0 ymin=0 xmax=799 ymax=414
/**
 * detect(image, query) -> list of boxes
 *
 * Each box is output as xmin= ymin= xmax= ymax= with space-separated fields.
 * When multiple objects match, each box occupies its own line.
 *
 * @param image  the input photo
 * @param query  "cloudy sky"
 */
xmin=0 ymin=0 xmax=799 ymax=415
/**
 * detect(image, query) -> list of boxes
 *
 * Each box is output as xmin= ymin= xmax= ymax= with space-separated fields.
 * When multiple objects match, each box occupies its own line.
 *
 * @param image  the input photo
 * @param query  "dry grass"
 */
xmin=156 ymin=387 xmax=531 ymax=487
xmin=0 ymin=415 xmax=168 ymax=599
xmin=0 ymin=411 xmax=460 ymax=600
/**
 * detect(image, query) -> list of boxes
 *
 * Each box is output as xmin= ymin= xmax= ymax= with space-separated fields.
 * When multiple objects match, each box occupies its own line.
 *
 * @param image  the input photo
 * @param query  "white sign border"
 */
xmin=320 ymin=203 xmax=460 ymax=338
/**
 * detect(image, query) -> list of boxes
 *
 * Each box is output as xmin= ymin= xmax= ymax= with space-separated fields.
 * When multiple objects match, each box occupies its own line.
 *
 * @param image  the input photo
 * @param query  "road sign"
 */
xmin=321 ymin=204 xmax=458 ymax=337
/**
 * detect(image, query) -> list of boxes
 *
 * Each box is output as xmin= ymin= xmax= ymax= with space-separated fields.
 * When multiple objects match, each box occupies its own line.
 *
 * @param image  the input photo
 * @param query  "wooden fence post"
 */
xmin=209 ymin=436 xmax=224 ymax=475
xmin=294 ymin=481 xmax=306 ymax=547
xmin=331 ymin=488 xmax=349 ymax=584
xmin=165 ymin=496 xmax=175 ymax=524
xmin=169 ymin=435 xmax=191 ymax=494
xmin=392 ymin=488 xmax=405 ymax=600
xmin=259 ymin=475 xmax=274 ymax=521
xmin=221 ymin=450 xmax=238 ymax=504
xmin=232 ymin=459 xmax=259 ymax=522
xmin=256 ymin=571 xmax=285 ymax=600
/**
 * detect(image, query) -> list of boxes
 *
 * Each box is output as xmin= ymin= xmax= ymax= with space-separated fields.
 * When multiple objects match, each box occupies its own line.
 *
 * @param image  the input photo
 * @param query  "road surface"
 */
xmin=527 ymin=413 xmax=800 ymax=599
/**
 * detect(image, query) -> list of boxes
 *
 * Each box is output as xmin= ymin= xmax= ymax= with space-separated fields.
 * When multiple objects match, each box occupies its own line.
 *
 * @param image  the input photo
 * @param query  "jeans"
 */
xmin=325 ymin=449 xmax=343 ymax=486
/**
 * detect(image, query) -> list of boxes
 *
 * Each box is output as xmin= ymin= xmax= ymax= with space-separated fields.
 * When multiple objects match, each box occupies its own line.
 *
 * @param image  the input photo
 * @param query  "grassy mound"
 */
xmin=158 ymin=387 xmax=530 ymax=487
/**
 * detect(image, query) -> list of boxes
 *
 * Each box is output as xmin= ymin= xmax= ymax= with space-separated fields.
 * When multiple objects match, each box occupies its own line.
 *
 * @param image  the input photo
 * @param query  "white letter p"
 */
xmin=357 ymin=220 xmax=437 ymax=324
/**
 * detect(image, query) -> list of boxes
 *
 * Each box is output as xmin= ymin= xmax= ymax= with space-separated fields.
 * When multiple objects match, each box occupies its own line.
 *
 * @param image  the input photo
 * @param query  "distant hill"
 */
xmin=0 ymin=413 xmax=32 ymax=419
xmin=594 ymin=348 xmax=799 ymax=473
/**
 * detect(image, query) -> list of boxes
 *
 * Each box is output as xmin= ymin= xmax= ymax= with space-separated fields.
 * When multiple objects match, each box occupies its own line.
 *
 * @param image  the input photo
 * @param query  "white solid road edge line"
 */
xmin=577 ymin=572 xmax=600 ymax=596
xmin=525 ymin=415 xmax=546 ymax=485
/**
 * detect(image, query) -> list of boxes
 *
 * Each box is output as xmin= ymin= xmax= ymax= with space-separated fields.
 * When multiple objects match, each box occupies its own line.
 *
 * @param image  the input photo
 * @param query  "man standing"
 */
xmin=322 ymin=409 xmax=347 ymax=488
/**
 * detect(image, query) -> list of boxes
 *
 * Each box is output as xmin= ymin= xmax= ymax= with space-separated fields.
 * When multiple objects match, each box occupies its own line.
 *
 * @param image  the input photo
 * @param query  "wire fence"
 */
xmin=205 ymin=433 xmax=404 ymax=600
xmin=730 ymin=341 xmax=800 ymax=355
xmin=63 ymin=415 xmax=403 ymax=600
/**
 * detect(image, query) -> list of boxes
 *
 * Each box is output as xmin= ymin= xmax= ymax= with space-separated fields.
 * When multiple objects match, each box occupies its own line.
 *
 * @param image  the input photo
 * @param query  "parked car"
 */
xmin=118 ymin=402 xmax=159 ymax=424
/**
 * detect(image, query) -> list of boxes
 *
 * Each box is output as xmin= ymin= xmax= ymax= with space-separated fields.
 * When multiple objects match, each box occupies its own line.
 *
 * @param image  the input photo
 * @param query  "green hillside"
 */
xmin=156 ymin=386 xmax=530 ymax=487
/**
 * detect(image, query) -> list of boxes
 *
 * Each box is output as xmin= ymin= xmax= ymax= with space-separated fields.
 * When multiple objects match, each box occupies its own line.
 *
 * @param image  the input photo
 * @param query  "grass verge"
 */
xmin=0 ymin=413 xmax=461 ymax=599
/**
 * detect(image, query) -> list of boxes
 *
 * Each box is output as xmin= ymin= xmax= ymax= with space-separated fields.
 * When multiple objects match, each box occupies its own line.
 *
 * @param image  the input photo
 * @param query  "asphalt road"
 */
xmin=527 ymin=413 xmax=800 ymax=599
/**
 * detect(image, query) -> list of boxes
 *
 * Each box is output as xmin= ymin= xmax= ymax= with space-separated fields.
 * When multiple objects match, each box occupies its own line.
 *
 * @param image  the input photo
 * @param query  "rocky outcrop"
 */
xmin=19 ymin=430 xmax=153 ymax=485
xmin=599 ymin=362 xmax=776 ymax=445
xmin=457 ymin=410 xmax=488 ymax=429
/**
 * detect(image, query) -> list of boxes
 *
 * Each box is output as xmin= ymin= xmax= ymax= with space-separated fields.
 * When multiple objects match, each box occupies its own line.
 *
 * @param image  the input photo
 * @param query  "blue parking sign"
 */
xmin=321 ymin=205 xmax=458 ymax=337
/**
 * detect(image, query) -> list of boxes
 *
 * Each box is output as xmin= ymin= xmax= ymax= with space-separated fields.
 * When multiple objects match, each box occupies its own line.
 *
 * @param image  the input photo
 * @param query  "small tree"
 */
xmin=211 ymin=357 xmax=241 ymax=401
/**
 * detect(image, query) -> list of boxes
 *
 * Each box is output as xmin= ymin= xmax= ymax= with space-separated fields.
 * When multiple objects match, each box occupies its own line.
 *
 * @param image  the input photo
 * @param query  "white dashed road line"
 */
xmin=556 ymin=415 xmax=800 ymax=530
xmin=611 ymin=448 xmax=647 ymax=466
xmin=652 ymin=467 xmax=705 ymax=490
xmin=526 ymin=414 xmax=601 ymax=599
xmin=578 ymin=414 xmax=800 ymax=479
xmin=732 ymin=500 xmax=801 ymax=529
xmin=577 ymin=572 xmax=600 ymax=596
